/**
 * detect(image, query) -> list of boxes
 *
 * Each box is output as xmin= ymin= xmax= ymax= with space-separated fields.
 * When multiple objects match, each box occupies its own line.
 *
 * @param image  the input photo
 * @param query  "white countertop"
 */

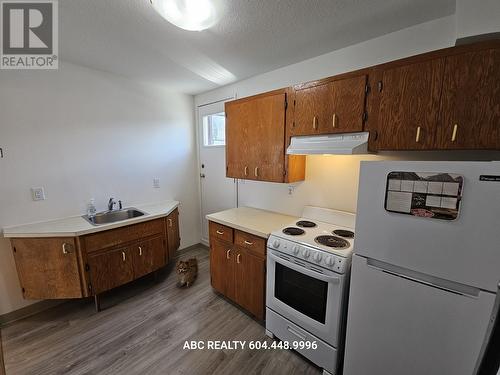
xmin=206 ymin=207 xmax=298 ymax=238
xmin=2 ymin=200 xmax=179 ymax=238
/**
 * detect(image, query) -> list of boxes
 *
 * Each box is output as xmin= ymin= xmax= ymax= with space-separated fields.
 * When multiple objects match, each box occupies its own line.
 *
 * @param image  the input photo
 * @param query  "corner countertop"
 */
xmin=206 ymin=207 xmax=298 ymax=239
xmin=2 ymin=200 xmax=180 ymax=238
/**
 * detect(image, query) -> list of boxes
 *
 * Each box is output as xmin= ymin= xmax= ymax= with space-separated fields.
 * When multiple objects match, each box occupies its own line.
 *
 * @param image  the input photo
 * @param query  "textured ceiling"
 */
xmin=59 ymin=0 xmax=455 ymax=94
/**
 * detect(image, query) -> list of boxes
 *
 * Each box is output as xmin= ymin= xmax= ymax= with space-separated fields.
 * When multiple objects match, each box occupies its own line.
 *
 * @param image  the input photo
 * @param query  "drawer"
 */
xmin=266 ymin=308 xmax=337 ymax=374
xmin=209 ymin=221 xmax=233 ymax=243
xmin=234 ymin=230 xmax=266 ymax=257
xmin=84 ymin=218 xmax=165 ymax=253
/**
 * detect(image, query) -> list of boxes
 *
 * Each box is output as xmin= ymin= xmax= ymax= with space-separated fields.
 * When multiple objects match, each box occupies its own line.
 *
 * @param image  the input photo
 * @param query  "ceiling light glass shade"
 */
xmin=151 ymin=0 xmax=223 ymax=31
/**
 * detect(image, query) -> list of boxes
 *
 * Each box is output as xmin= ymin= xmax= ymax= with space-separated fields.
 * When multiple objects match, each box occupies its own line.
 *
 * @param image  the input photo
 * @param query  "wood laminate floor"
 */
xmin=1 ymin=246 xmax=321 ymax=375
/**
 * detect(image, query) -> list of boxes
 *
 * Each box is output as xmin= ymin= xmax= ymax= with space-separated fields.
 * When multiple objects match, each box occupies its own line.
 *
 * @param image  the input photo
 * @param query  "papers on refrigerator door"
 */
xmin=385 ymin=171 xmax=464 ymax=221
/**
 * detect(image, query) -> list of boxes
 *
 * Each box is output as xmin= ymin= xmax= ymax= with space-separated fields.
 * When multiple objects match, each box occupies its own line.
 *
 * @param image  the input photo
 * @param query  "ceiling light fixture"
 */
xmin=150 ymin=0 xmax=223 ymax=31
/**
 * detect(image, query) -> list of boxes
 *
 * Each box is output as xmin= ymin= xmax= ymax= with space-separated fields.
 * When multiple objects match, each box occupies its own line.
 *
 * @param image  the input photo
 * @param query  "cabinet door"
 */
xmin=210 ymin=239 xmax=235 ymax=301
xmin=11 ymin=238 xmax=83 ymax=299
xmin=133 ymin=236 xmax=166 ymax=279
xmin=293 ymin=83 xmax=329 ymax=135
xmin=225 ymin=92 xmax=286 ymax=182
xmin=166 ymin=208 xmax=180 ymax=260
xmin=87 ymin=246 xmax=135 ymax=294
xmin=328 ymin=75 xmax=366 ymax=133
xmin=437 ymin=48 xmax=500 ymax=149
xmin=293 ymin=75 xmax=366 ymax=136
xmin=375 ymin=58 xmax=445 ymax=150
xmin=234 ymin=248 xmax=265 ymax=320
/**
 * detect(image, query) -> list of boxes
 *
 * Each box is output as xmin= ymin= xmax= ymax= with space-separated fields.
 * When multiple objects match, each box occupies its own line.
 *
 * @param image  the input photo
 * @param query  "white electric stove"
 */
xmin=266 ymin=206 xmax=355 ymax=375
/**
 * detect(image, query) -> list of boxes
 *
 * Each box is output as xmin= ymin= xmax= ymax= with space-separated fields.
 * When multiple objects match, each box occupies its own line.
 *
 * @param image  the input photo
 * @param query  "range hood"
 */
xmin=286 ymin=132 xmax=370 ymax=155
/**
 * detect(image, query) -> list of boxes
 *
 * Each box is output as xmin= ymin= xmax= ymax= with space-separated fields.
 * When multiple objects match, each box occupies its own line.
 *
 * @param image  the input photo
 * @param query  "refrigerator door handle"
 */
xmin=473 ymin=281 xmax=500 ymax=375
xmin=366 ymin=257 xmax=480 ymax=298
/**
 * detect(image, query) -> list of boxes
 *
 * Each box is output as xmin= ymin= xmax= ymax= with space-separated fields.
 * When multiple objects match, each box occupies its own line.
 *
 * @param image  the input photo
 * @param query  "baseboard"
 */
xmin=0 ymin=299 xmax=64 ymax=327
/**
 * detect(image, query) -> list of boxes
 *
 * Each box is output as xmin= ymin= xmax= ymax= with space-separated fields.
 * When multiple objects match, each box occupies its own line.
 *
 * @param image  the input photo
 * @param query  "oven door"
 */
xmin=266 ymin=250 xmax=346 ymax=347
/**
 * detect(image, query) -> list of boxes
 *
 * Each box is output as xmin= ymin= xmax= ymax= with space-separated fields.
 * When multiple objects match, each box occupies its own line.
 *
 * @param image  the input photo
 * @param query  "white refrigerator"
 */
xmin=343 ymin=161 xmax=500 ymax=375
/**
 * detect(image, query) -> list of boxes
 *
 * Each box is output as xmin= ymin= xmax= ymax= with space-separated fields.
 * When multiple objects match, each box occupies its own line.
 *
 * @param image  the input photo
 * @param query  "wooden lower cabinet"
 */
xmin=209 ymin=221 xmax=266 ymax=320
xmin=234 ymin=247 xmax=265 ymax=320
xmin=11 ymin=237 xmax=83 ymax=299
xmin=210 ymin=239 xmax=235 ymax=301
xmin=87 ymin=246 xmax=135 ymax=295
xmin=10 ymin=212 xmax=180 ymax=310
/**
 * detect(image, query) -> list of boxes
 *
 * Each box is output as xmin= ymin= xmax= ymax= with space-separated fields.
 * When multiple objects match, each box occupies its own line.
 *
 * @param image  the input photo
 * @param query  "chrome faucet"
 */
xmin=108 ymin=198 xmax=116 ymax=211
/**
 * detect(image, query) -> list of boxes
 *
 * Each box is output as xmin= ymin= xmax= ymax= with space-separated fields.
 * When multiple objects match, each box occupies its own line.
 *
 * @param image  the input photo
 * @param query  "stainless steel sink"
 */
xmin=83 ymin=208 xmax=147 ymax=226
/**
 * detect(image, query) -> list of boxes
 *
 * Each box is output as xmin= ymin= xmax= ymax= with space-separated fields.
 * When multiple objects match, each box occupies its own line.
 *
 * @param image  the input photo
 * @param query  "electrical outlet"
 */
xmin=31 ymin=187 xmax=46 ymax=201
xmin=153 ymin=178 xmax=160 ymax=188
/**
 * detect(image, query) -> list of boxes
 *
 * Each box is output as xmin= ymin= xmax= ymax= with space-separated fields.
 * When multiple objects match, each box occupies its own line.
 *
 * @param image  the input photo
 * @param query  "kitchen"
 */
xmin=1 ymin=0 xmax=499 ymax=374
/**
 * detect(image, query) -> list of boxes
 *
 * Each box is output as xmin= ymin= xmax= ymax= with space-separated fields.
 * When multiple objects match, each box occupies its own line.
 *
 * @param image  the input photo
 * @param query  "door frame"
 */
xmin=196 ymin=96 xmax=237 ymax=246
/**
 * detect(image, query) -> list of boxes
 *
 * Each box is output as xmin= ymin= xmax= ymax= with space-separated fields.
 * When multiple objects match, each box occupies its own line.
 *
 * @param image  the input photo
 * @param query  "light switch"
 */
xmin=31 ymin=187 xmax=46 ymax=201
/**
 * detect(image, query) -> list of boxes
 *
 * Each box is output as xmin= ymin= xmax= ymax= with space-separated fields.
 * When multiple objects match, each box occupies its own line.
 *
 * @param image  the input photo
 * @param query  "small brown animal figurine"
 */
xmin=176 ymin=258 xmax=198 ymax=288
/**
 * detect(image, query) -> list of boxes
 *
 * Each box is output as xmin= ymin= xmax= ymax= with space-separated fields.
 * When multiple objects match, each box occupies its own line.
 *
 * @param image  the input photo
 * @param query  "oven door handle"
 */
xmin=269 ymin=253 xmax=340 ymax=284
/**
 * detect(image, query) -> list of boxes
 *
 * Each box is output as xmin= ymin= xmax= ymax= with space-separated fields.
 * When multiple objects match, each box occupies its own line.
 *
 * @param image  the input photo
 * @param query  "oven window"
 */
xmin=275 ymin=262 xmax=328 ymax=323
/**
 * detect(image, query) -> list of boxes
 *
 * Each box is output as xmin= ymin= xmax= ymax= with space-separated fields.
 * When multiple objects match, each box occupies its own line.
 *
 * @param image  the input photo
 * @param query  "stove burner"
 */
xmin=315 ymin=235 xmax=350 ymax=249
xmin=282 ymin=227 xmax=305 ymax=236
xmin=296 ymin=220 xmax=317 ymax=228
xmin=333 ymin=229 xmax=355 ymax=238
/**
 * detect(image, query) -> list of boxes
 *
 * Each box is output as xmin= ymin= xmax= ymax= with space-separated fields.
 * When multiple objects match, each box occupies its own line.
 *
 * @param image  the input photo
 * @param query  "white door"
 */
xmin=198 ymin=101 xmax=237 ymax=245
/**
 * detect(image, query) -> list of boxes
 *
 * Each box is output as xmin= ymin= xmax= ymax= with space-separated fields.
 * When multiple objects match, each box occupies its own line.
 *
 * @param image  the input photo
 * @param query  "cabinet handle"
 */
xmin=244 ymin=166 xmax=248 ymax=176
xmin=122 ymin=251 xmax=126 ymax=262
xmin=244 ymin=240 xmax=254 ymax=246
xmin=168 ymin=218 xmax=173 ymax=227
xmin=415 ymin=126 xmax=421 ymax=143
xmin=312 ymin=116 xmax=318 ymax=130
xmin=216 ymin=230 xmax=224 ymax=235
xmin=226 ymin=249 xmax=231 ymax=259
xmin=332 ymin=113 xmax=337 ymax=128
xmin=62 ymin=243 xmax=71 ymax=254
xmin=237 ymin=253 xmax=241 ymax=264
xmin=139 ymin=246 xmax=142 ymax=256
xmin=451 ymin=123 xmax=458 ymax=142
xmin=254 ymin=167 xmax=259 ymax=177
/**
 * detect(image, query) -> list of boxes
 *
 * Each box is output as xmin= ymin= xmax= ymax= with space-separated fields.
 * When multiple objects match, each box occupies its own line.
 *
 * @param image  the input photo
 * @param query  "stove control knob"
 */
xmin=272 ymin=240 xmax=280 ymax=248
xmin=325 ymin=256 xmax=335 ymax=266
xmin=292 ymin=245 xmax=300 ymax=255
xmin=313 ymin=252 xmax=322 ymax=262
xmin=302 ymin=249 xmax=310 ymax=258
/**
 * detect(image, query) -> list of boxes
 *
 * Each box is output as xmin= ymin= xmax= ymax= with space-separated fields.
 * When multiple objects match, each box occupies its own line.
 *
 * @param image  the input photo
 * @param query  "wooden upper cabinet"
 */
xmin=372 ymin=58 xmax=445 ymax=150
xmin=292 ymin=74 xmax=367 ymax=136
xmin=437 ymin=48 xmax=500 ymax=149
xmin=226 ymin=90 xmax=303 ymax=183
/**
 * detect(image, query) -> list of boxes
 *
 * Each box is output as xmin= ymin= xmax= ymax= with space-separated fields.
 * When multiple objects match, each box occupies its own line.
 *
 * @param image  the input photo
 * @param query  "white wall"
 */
xmin=0 ymin=62 xmax=200 ymax=315
xmin=456 ymin=0 xmax=500 ymax=39
xmin=195 ymin=13 xmax=499 ymax=218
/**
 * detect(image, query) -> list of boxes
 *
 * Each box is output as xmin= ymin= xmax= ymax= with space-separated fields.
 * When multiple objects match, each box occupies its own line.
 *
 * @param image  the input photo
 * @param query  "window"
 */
xmin=202 ymin=112 xmax=226 ymax=146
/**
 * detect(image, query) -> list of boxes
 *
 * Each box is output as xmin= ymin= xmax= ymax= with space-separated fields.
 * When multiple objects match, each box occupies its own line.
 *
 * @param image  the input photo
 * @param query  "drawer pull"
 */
xmin=62 ymin=243 xmax=71 ymax=254
xmin=226 ymin=249 xmax=231 ymax=259
xmin=254 ymin=167 xmax=259 ymax=177
xmin=312 ymin=116 xmax=318 ymax=130
xmin=451 ymin=123 xmax=458 ymax=142
xmin=244 ymin=240 xmax=254 ymax=246
xmin=415 ymin=126 xmax=421 ymax=143
xmin=237 ymin=253 xmax=241 ymax=264
xmin=139 ymin=246 xmax=142 ymax=256
xmin=332 ymin=113 xmax=337 ymax=128
xmin=216 ymin=230 xmax=224 ymax=235
xmin=287 ymin=326 xmax=307 ymax=341
xmin=122 ymin=251 xmax=126 ymax=262
xmin=244 ymin=166 xmax=248 ymax=176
